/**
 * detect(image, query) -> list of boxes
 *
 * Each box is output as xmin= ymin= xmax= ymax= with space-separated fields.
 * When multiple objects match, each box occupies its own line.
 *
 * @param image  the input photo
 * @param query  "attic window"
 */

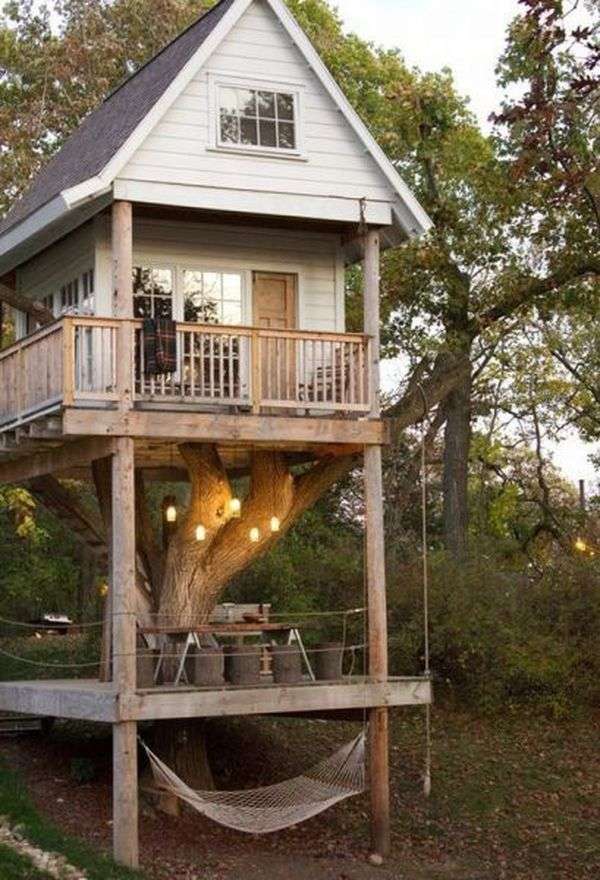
xmin=212 ymin=77 xmax=303 ymax=157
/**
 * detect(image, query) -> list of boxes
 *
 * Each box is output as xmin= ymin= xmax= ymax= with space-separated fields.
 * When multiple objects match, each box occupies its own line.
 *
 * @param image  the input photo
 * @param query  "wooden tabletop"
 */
xmin=140 ymin=622 xmax=295 ymax=636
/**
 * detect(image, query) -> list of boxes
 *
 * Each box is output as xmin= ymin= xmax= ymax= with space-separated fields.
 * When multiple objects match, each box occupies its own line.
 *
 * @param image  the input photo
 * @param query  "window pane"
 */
xmin=240 ymin=117 xmax=258 ymax=145
xmin=219 ymin=87 xmax=238 ymax=114
xmin=278 ymin=122 xmax=296 ymax=149
xmin=222 ymin=274 xmax=242 ymax=300
xmin=222 ymin=301 xmax=243 ymax=324
xmin=203 ymin=273 xmax=221 ymax=299
xmin=258 ymin=91 xmax=276 ymax=119
xmin=153 ymin=269 xmax=173 ymax=295
xmin=259 ymin=120 xmax=277 ymax=148
xmin=134 ymin=296 xmax=152 ymax=318
xmin=155 ymin=297 xmax=173 ymax=319
xmin=202 ymin=297 xmax=220 ymax=323
xmin=239 ymin=89 xmax=257 ymax=117
xmin=220 ymin=112 xmax=239 ymax=144
xmin=277 ymin=93 xmax=294 ymax=120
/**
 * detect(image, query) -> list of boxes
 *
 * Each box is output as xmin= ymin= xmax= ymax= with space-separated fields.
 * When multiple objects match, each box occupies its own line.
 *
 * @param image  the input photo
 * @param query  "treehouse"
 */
xmin=0 ymin=0 xmax=432 ymax=868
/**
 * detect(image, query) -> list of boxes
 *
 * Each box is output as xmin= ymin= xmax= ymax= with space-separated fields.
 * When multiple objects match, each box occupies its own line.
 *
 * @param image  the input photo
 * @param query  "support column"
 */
xmin=363 ymin=228 xmax=390 ymax=859
xmin=111 ymin=437 xmax=138 ymax=868
xmin=112 ymin=200 xmax=134 ymax=412
xmin=111 ymin=198 xmax=138 ymax=870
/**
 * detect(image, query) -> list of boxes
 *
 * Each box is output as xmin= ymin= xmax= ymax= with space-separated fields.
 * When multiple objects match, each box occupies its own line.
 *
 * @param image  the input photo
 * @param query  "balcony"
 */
xmin=0 ymin=317 xmax=373 ymax=430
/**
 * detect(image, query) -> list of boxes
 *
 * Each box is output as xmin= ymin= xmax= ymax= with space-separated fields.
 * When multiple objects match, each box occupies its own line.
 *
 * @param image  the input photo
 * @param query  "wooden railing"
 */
xmin=0 ymin=321 xmax=64 ymax=426
xmin=0 ymin=317 xmax=372 ymax=426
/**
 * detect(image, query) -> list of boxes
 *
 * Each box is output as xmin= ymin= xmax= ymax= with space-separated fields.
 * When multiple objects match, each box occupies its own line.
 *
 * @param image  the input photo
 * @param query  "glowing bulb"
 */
xmin=229 ymin=498 xmax=242 ymax=518
xmin=250 ymin=527 xmax=260 ymax=543
xmin=195 ymin=524 xmax=207 ymax=542
xmin=165 ymin=504 xmax=177 ymax=523
xmin=99 ymin=582 xmax=108 ymax=597
xmin=270 ymin=516 xmax=281 ymax=533
xmin=575 ymin=538 xmax=587 ymax=553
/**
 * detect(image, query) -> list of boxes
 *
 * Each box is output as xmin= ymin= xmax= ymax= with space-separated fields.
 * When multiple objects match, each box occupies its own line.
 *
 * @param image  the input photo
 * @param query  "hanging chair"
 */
xmin=141 ymin=731 xmax=366 ymax=834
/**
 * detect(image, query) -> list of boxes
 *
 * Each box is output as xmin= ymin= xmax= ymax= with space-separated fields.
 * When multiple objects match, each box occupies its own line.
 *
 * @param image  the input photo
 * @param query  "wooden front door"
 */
xmin=253 ymin=273 xmax=297 ymax=403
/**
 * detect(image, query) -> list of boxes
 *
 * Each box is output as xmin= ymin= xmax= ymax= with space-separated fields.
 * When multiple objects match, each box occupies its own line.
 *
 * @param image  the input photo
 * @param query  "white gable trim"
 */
xmin=263 ymin=0 xmax=431 ymax=237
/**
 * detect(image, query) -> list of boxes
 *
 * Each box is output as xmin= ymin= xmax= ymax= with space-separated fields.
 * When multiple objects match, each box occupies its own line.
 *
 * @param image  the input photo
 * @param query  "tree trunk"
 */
xmin=147 ymin=443 xmax=357 ymax=796
xmin=442 ymin=367 xmax=472 ymax=560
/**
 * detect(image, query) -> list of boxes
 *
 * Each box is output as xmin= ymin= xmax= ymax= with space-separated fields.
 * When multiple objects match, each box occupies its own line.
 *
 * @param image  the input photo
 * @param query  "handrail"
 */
xmin=0 ymin=316 xmax=373 ymax=424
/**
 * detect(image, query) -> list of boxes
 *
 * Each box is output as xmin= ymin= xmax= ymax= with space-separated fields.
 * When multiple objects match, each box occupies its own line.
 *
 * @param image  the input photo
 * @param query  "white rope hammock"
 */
xmin=141 ymin=732 xmax=366 ymax=834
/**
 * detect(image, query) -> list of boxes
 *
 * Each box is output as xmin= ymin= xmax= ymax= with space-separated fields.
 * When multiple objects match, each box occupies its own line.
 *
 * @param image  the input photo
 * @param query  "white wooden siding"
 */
xmin=117 ymin=0 xmax=394 ymax=221
xmin=95 ymin=216 xmax=344 ymax=333
xmin=14 ymin=223 xmax=95 ymax=337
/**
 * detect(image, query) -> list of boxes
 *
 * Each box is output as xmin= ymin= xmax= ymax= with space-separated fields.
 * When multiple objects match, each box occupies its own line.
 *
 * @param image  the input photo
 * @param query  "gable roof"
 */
xmin=0 ymin=0 xmax=237 ymax=236
xmin=0 ymin=0 xmax=431 ymax=261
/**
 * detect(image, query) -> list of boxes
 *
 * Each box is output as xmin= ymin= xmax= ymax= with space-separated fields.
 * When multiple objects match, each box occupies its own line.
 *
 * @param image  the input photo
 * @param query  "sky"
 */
xmin=334 ymin=0 xmax=598 ymax=488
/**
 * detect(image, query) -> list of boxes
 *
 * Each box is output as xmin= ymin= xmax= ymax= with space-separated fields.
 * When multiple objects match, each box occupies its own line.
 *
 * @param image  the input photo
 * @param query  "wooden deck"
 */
xmin=0 ymin=676 xmax=432 ymax=723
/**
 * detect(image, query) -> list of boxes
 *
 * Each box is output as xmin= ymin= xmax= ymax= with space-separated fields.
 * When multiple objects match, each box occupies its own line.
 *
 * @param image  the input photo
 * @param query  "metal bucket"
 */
xmin=192 ymin=647 xmax=225 ymax=687
xmin=314 ymin=642 xmax=344 ymax=681
xmin=271 ymin=644 xmax=303 ymax=685
xmin=225 ymin=644 xmax=262 ymax=686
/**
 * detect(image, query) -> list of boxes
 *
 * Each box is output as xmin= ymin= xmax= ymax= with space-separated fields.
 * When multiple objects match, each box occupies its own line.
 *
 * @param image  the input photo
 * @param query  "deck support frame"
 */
xmin=110 ymin=201 xmax=139 ymax=870
xmin=363 ymin=228 xmax=391 ymax=860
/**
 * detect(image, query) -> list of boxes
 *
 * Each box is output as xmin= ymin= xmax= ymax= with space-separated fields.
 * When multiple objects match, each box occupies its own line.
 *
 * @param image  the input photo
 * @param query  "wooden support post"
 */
xmin=112 ymin=201 xmax=134 ymax=411
xmin=363 ymin=229 xmax=381 ymax=419
xmin=363 ymin=227 xmax=390 ymax=859
xmin=111 ymin=436 xmax=138 ymax=868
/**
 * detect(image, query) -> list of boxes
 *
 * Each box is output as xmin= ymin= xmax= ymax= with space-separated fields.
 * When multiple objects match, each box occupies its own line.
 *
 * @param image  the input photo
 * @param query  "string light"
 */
xmin=229 ymin=498 xmax=242 ymax=518
xmin=163 ymin=495 xmax=178 ymax=523
xmin=195 ymin=525 xmax=207 ymax=542
xmin=270 ymin=516 xmax=281 ymax=533
xmin=575 ymin=537 xmax=587 ymax=553
xmin=250 ymin=527 xmax=260 ymax=543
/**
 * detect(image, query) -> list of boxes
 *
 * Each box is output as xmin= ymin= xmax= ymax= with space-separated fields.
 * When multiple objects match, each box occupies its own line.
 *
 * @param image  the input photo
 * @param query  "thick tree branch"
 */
xmin=0 ymin=282 xmax=54 ymax=326
xmin=475 ymin=258 xmax=600 ymax=330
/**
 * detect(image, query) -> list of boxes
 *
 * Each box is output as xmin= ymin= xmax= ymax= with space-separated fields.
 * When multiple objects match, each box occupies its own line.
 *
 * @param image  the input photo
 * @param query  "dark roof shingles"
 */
xmin=0 ymin=0 xmax=237 ymax=235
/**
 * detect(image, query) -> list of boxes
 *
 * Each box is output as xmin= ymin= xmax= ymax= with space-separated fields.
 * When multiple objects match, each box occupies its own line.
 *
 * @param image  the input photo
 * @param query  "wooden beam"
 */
xmin=0 ymin=677 xmax=431 ymax=724
xmin=119 ymin=677 xmax=432 ymax=721
xmin=363 ymin=230 xmax=381 ymax=419
xmin=113 ymin=722 xmax=138 ymax=869
xmin=0 ymin=437 xmax=116 ymax=484
xmin=62 ymin=408 xmax=390 ymax=446
xmin=363 ymin=227 xmax=390 ymax=860
xmin=0 ymin=282 xmax=54 ymax=325
xmin=111 ymin=437 xmax=138 ymax=869
xmin=112 ymin=201 xmax=134 ymax=413
xmin=0 ymin=680 xmax=118 ymax=722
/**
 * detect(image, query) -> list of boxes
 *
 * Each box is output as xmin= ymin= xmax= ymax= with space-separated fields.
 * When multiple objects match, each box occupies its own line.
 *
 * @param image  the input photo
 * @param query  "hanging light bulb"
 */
xmin=229 ymin=498 xmax=242 ymax=518
xmin=250 ymin=527 xmax=260 ymax=543
xmin=195 ymin=524 xmax=207 ymax=542
xmin=162 ymin=495 xmax=178 ymax=523
xmin=270 ymin=516 xmax=281 ymax=533
xmin=575 ymin=537 xmax=587 ymax=553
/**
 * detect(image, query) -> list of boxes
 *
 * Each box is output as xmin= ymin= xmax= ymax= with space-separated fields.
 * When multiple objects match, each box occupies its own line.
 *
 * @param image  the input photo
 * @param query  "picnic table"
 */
xmin=140 ymin=622 xmax=315 ymax=686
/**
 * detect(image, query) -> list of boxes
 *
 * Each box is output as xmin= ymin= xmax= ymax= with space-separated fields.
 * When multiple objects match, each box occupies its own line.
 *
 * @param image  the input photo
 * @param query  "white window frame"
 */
xmin=178 ymin=266 xmax=249 ymax=327
xmin=207 ymin=71 xmax=307 ymax=160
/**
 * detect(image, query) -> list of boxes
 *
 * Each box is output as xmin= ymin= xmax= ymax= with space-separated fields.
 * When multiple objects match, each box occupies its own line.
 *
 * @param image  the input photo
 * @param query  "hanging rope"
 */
xmin=417 ymin=384 xmax=433 ymax=799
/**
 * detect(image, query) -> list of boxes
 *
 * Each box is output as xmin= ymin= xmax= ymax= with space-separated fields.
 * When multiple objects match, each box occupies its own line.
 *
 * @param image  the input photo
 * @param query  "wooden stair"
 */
xmin=27 ymin=475 xmax=107 ymax=565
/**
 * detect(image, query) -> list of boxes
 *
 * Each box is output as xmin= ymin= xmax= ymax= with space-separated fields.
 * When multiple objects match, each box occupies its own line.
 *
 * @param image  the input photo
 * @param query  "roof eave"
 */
xmin=0 ymin=188 xmax=112 ymax=277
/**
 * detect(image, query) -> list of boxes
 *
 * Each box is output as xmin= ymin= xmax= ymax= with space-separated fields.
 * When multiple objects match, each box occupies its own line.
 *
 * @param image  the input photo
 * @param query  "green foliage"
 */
xmin=0 ymin=493 xmax=84 ymax=622
xmin=388 ymin=552 xmax=600 ymax=717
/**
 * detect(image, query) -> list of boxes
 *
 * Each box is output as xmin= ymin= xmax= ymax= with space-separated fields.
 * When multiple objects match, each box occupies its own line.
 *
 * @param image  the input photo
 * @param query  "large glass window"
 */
xmin=133 ymin=267 xmax=173 ymax=319
xmin=218 ymin=86 xmax=296 ymax=151
xmin=183 ymin=271 xmax=243 ymax=325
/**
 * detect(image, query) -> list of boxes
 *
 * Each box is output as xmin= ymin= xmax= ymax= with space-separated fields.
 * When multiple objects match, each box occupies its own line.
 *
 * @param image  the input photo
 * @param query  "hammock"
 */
xmin=142 ymin=732 xmax=366 ymax=834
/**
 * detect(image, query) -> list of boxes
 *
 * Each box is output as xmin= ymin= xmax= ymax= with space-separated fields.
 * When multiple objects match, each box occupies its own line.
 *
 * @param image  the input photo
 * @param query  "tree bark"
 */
xmin=442 ymin=366 xmax=472 ymax=560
